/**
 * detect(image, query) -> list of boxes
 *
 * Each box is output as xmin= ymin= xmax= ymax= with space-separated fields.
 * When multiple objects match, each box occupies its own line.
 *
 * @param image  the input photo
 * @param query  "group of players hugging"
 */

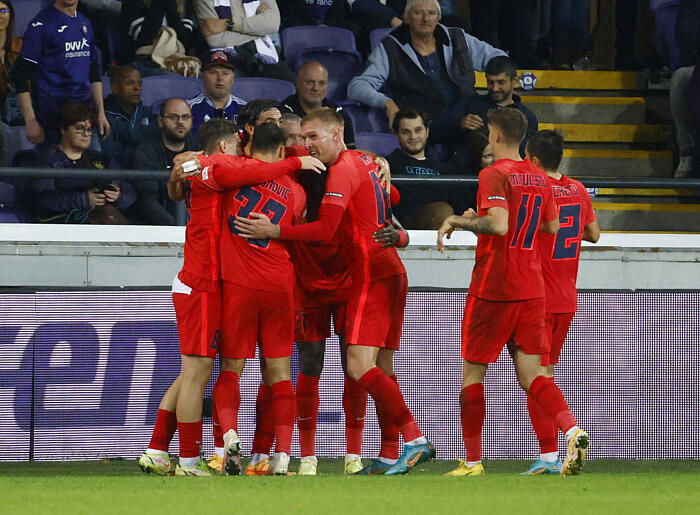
xmin=136 ymin=100 xmax=600 ymax=477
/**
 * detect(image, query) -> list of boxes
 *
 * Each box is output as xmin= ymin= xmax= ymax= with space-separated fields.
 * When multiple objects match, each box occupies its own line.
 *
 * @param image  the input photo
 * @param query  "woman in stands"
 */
xmin=0 ymin=1 xmax=20 ymax=107
xmin=19 ymin=102 xmax=136 ymax=224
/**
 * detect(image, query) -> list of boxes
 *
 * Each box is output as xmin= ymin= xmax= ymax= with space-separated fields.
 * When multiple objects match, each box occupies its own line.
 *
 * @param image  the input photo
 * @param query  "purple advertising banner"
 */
xmin=0 ymin=290 xmax=698 ymax=461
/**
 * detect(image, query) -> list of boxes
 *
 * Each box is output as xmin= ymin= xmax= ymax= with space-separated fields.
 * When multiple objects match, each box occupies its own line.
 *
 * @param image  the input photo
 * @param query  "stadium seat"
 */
xmin=370 ymin=28 xmax=392 ymax=51
xmin=232 ymin=77 xmax=296 ymax=102
xmin=140 ymin=76 xmax=202 ymax=106
xmin=0 ymin=125 xmax=34 ymax=166
xmin=339 ymin=102 xmax=390 ymax=133
xmin=282 ymin=26 xmax=357 ymax=64
xmin=354 ymin=132 xmax=399 ymax=156
xmin=326 ymin=79 xmax=346 ymax=103
xmin=13 ymin=0 xmax=49 ymax=38
xmin=0 ymin=182 xmax=30 ymax=223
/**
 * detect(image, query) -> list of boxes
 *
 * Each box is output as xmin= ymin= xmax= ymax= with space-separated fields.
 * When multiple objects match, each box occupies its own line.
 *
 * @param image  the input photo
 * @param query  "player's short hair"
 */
xmin=526 ymin=130 xmax=564 ymax=171
xmin=391 ymin=109 xmax=428 ymax=133
xmin=280 ymin=112 xmax=302 ymax=124
xmin=485 ymin=56 xmax=518 ymax=79
xmin=487 ymin=108 xmax=528 ymax=146
xmin=301 ymin=107 xmax=344 ymax=128
xmin=199 ymin=118 xmax=239 ymax=154
xmin=404 ymin=0 xmax=441 ymax=19
xmin=59 ymin=102 xmax=96 ymax=130
xmin=251 ymin=122 xmax=287 ymax=154
xmin=238 ymin=98 xmax=281 ymax=128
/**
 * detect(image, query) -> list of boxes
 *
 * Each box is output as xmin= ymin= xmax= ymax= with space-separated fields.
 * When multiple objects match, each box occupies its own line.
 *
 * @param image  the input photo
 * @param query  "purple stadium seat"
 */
xmin=339 ymin=102 xmax=390 ymax=133
xmin=354 ymin=132 xmax=399 ymax=156
xmin=370 ymin=28 xmax=392 ymax=51
xmin=0 ymin=181 xmax=15 ymax=205
xmin=13 ymin=0 xmax=49 ymax=38
xmin=326 ymin=79 xmax=346 ymax=103
xmin=1 ymin=125 xmax=34 ymax=166
xmin=282 ymin=26 xmax=357 ymax=64
xmin=141 ymin=76 xmax=202 ymax=106
xmin=232 ymin=77 xmax=296 ymax=102
xmin=0 ymin=182 xmax=29 ymax=223
xmin=652 ymin=0 xmax=681 ymax=70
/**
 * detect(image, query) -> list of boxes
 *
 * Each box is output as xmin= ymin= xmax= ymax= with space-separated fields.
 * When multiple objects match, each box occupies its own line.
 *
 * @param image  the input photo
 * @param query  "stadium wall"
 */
xmin=0 ymin=225 xmax=698 ymax=461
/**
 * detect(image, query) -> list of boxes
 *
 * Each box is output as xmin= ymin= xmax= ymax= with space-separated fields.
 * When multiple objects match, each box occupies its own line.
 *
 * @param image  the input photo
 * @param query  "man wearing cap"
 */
xmin=187 ymin=51 xmax=247 ymax=133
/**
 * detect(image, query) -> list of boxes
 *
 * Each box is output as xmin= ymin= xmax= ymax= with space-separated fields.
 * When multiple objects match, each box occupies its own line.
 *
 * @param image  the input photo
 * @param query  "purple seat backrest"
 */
xmin=141 ymin=76 xmax=202 ymax=106
xmin=339 ymin=102 xmax=390 ymax=133
xmin=13 ymin=0 xmax=49 ymax=38
xmin=650 ymin=0 xmax=680 ymax=13
xmin=0 ymin=210 xmax=27 ymax=223
xmin=354 ymin=132 xmax=399 ymax=156
xmin=0 ymin=181 xmax=16 ymax=204
xmin=282 ymin=26 xmax=357 ymax=64
xmin=370 ymin=28 xmax=393 ymax=51
xmin=2 ymin=125 xmax=35 ymax=166
xmin=292 ymin=48 xmax=363 ymax=80
xmin=232 ymin=77 xmax=296 ymax=102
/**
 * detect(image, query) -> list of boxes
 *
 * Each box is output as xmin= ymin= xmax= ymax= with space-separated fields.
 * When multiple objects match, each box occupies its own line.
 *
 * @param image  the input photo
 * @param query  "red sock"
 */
xmin=529 ymin=376 xmax=577 ymax=433
xmin=178 ymin=421 xmax=203 ymax=458
xmin=251 ymin=384 xmax=275 ymax=455
xmin=212 ymin=371 xmax=240 ymax=435
xmin=343 ymin=375 xmax=368 ymax=455
xmin=148 ymin=409 xmax=177 ymax=452
xmin=212 ymin=400 xmax=224 ymax=449
xmin=297 ymin=373 xmax=320 ymax=457
xmin=526 ymin=392 xmax=558 ymax=454
xmin=377 ymin=374 xmax=400 ymax=460
xmin=357 ymin=367 xmax=422 ymax=442
xmin=272 ymin=380 xmax=296 ymax=455
xmin=460 ymin=383 xmax=485 ymax=462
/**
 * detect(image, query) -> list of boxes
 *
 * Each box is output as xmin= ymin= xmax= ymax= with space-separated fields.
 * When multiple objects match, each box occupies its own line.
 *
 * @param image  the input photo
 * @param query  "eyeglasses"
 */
xmin=72 ymin=124 xmax=93 ymax=134
xmin=0 ymin=9 xmax=10 ymax=14
xmin=162 ymin=114 xmax=193 ymax=122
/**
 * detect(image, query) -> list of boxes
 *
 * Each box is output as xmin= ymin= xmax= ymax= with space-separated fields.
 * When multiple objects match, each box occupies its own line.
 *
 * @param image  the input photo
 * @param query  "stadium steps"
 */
xmin=592 ymin=202 xmax=700 ymax=231
xmin=526 ymin=96 xmax=645 ymax=124
xmin=561 ymin=149 xmax=673 ymax=177
xmin=475 ymin=70 xmax=648 ymax=90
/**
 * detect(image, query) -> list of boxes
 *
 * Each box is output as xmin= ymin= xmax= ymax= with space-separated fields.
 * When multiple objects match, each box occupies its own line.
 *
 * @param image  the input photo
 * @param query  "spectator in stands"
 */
xmin=187 ymin=51 xmax=246 ymax=133
xmin=281 ymin=61 xmax=356 ymax=149
xmin=102 ymin=66 xmax=158 ymax=168
xmin=347 ymin=0 xmax=505 ymax=135
xmin=237 ymin=97 xmax=281 ymax=155
xmin=550 ymin=0 xmax=591 ymax=70
xmin=439 ymin=56 xmax=537 ymax=157
xmin=119 ymin=0 xmax=196 ymax=74
xmin=22 ymin=102 xmax=134 ymax=224
xmin=279 ymin=0 xmax=349 ymax=28
xmin=451 ymin=130 xmax=494 ymax=175
xmin=0 ymin=0 xmax=20 ymax=108
xmin=385 ymin=109 xmax=463 ymax=229
xmin=468 ymin=0 xmax=547 ymax=68
xmin=131 ymin=97 xmax=198 ymax=224
xmin=350 ymin=0 xmax=405 ymax=31
xmin=280 ymin=111 xmax=303 ymax=146
xmin=82 ymin=0 xmax=122 ymax=15
xmin=12 ymin=0 xmax=110 ymax=144
xmin=671 ymin=0 xmax=700 ymax=177
xmin=194 ymin=0 xmax=295 ymax=82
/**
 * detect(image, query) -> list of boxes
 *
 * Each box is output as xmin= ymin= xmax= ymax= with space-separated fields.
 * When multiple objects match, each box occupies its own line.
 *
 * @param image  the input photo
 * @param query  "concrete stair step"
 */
xmin=526 ymin=96 xmax=645 ymax=124
xmin=593 ymin=202 xmax=700 ymax=232
xmin=562 ymin=149 xmax=673 ymax=177
xmin=475 ymin=70 xmax=648 ymax=90
xmin=596 ymin=187 xmax=697 ymax=197
xmin=541 ymin=123 xmax=668 ymax=143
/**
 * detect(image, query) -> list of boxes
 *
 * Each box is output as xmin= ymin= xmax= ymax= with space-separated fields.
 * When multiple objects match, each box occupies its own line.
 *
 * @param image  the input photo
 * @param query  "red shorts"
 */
xmin=344 ymin=274 xmax=407 ymax=350
xmin=542 ymin=312 xmax=575 ymax=366
xmin=461 ymin=295 xmax=547 ymax=363
xmin=221 ymin=281 xmax=294 ymax=360
xmin=172 ymin=274 xmax=221 ymax=359
xmin=295 ymin=289 xmax=351 ymax=342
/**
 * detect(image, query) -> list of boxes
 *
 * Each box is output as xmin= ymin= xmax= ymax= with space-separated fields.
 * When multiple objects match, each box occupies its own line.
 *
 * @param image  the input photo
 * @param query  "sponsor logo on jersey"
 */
xmin=325 ymin=192 xmax=343 ymax=198
xmin=64 ymin=38 xmax=90 ymax=58
xmin=57 ymin=25 xmax=68 ymax=33
xmin=82 ymin=23 xmax=88 ymax=35
xmin=488 ymin=195 xmax=506 ymax=201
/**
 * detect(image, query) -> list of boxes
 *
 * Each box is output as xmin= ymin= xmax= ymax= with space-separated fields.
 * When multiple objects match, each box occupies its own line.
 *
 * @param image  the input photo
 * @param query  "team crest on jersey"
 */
xmin=82 ymin=24 xmax=88 ymax=35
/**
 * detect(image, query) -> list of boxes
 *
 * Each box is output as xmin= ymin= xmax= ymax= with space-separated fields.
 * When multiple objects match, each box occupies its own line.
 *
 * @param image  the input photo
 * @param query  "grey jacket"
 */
xmin=347 ymin=24 xmax=506 ymax=110
xmin=194 ymin=0 xmax=280 ymax=49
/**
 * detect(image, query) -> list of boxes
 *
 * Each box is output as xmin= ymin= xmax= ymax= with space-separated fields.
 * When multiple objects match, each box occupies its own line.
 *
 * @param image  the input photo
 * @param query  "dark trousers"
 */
xmin=469 ymin=0 xmax=538 ymax=57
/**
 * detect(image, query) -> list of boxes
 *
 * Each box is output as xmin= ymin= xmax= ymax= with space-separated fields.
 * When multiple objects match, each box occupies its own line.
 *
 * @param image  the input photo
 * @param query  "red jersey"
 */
xmin=469 ymin=159 xmax=558 ymax=302
xmin=280 ymin=150 xmax=405 ymax=284
xmin=540 ymin=175 xmax=596 ymax=313
xmin=289 ymin=232 xmax=351 ymax=294
xmin=184 ymin=154 xmax=304 ymax=288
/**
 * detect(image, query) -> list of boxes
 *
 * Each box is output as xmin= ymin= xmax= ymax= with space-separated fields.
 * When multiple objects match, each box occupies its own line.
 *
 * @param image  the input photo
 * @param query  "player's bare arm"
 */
xmin=438 ymin=207 xmax=509 ymax=251
xmin=167 ymin=155 xmax=203 ymax=201
xmin=539 ymin=216 xmax=560 ymax=235
xmin=234 ymin=212 xmax=281 ymax=239
xmin=583 ymin=220 xmax=601 ymax=243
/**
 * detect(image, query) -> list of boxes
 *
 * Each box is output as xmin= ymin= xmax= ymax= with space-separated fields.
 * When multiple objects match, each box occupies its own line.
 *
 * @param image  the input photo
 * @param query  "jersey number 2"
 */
xmin=509 ymin=193 xmax=543 ymax=250
xmin=552 ymin=204 xmax=581 ymax=260
xmin=229 ymin=186 xmax=286 ymax=248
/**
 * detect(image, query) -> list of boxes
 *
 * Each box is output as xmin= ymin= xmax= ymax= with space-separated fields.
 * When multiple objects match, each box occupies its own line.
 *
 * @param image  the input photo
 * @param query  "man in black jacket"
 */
xmin=130 ymin=98 xmax=199 ymax=225
xmin=280 ymin=61 xmax=355 ymax=149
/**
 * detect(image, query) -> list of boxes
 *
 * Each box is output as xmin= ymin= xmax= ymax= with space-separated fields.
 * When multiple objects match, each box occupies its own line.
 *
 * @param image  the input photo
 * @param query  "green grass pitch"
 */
xmin=1 ymin=459 xmax=699 ymax=514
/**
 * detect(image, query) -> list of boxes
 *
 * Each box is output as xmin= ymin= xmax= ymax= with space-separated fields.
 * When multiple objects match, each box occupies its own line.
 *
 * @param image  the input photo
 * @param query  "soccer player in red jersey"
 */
xmin=520 ymin=130 xmax=600 ymax=475
xmin=138 ymin=119 xmax=323 ymax=476
xmin=234 ymin=108 xmax=434 ymax=476
xmin=437 ymin=109 xmax=588 ymax=477
xmin=196 ymin=123 xmax=310 ymax=476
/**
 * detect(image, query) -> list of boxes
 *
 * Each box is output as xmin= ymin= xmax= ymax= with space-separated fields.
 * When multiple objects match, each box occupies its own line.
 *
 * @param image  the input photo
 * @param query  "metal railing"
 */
xmin=1 ymin=167 xmax=699 ymax=227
